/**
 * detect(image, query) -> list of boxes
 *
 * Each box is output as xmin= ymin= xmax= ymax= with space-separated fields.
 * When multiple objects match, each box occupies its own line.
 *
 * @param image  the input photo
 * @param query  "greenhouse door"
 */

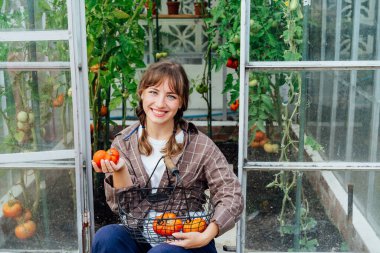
xmin=238 ymin=0 xmax=380 ymax=252
xmin=0 ymin=1 xmax=93 ymax=252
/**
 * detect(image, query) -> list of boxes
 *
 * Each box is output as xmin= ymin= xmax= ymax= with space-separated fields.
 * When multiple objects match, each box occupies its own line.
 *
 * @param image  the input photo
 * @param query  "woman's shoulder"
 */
xmin=113 ymin=121 xmax=140 ymax=142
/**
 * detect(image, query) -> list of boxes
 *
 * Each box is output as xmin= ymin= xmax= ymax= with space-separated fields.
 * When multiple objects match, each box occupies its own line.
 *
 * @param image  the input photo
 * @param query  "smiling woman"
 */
xmin=91 ymin=60 xmax=243 ymax=253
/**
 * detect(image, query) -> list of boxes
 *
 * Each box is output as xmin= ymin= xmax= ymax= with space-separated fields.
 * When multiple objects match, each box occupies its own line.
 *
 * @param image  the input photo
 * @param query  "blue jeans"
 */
xmin=92 ymin=224 xmax=218 ymax=253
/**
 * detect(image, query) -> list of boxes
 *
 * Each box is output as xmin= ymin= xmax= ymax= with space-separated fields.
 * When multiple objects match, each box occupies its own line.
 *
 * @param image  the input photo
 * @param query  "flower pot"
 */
xmin=194 ymin=2 xmax=207 ymax=16
xmin=167 ymin=1 xmax=180 ymax=15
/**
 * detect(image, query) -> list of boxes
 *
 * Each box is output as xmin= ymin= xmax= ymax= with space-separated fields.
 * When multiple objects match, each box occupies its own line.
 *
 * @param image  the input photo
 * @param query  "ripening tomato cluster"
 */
xmin=152 ymin=212 xmax=208 ymax=236
xmin=226 ymin=57 xmax=239 ymax=69
xmin=250 ymin=128 xmax=279 ymax=153
xmin=2 ymin=199 xmax=37 ymax=240
xmin=92 ymin=148 xmax=120 ymax=167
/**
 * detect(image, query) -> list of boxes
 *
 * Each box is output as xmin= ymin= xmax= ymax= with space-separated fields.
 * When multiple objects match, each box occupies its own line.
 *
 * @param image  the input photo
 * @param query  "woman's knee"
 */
xmin=148 ymin=243 xmax=186 ymax=253
xmin=92 ymin=224 xmax=133 ymax=253
xmin=93 ymin=224 xmax=123 ymax=243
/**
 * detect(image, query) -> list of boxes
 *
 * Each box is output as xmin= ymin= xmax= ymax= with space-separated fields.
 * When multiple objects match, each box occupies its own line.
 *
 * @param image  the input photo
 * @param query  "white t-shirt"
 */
xmin=138 ymin=126 xmax=184 ymax=191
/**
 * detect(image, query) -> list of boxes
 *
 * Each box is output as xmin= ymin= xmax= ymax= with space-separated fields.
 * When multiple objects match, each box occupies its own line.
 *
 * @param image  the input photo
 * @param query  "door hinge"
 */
xmin=82 ymin=210 xmax=90 ymax=228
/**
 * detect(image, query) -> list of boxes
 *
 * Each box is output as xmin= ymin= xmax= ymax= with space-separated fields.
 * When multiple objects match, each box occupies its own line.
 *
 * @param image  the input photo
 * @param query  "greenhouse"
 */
xmin=0 ymin=0 xmax=380 ymax=252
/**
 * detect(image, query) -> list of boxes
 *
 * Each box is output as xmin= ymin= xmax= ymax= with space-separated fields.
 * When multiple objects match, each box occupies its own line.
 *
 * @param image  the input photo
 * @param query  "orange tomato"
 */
xmin=92 ymin=150 xmax=106 ymax=167
xmin=230 ymin=99 xmax=239 ymax=111
xmin=182 ymin=218 xmax=207 ymax=233
xmin=53 ymin=94 xmax=65 ymax=107
xmin=153 ymin=212 xmax=183 ymax=236
xmin=92 ymin=148 xmax=120 ymax=167
xmin=2 ymin=200 xmax=23 ymax=218
xmin=99 ymin=105 xmax=108 ymax=117
xmin=89 ymin=63 xmax=107 ymax=73
xmin=254 ymin=130 xmax=266 ymax=142
xmin=15 ymin=209 xmax=32 ymax=223
xmin=250 ymin=140 xmax=260 ymax=148
xmin=15 ymin=220 xmax=36 ymax=240
xmin=259 ymin=137 xmax=269 ymax=147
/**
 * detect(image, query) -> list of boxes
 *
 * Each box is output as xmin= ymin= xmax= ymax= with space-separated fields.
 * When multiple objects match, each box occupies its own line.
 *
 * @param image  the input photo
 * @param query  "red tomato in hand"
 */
xmin=104 ymin=148 xmax=120 ymax=164
xmin=92 ymin=148 xmax=119 ymax=167
xmin=2 ymin=200 xmax=23 ymax=218
xmin=153 ymin=212 xmax=183 ymax=236
xmin=182 ymin=218 xmax=207 ymax=233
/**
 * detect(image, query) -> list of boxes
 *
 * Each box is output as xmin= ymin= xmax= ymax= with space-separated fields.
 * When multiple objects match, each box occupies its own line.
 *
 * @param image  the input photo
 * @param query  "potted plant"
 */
xmin=167 ymin=0 xmax=180 ymax=15
xmin=194 ymin=1 xmax=207 ymax=16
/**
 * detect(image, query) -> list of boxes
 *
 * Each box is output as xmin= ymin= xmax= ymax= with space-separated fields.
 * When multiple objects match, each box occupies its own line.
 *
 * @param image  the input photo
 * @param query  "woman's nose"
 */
xmin=155 ymin=94 xmax=166 ymax=107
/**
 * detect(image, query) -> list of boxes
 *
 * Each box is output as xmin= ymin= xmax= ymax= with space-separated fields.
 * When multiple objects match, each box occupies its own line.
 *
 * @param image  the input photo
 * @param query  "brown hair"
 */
xmin=136 ymin=60 xmax=190 ymax=157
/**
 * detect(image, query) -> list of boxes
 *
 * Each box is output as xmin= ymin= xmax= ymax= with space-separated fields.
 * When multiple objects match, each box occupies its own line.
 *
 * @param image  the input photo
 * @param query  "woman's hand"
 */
xmin=92 ymin=158 xmax=133 ymax=189
xmin=92 ymin=157 xmax=127 ymax=174
xmin=168 ymin=222 xmax=219 ymax=249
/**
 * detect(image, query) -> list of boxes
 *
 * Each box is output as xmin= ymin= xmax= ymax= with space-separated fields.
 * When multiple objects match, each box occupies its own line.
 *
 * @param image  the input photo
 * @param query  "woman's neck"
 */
xmin=145 ymin=122 xmax=175 ymax=140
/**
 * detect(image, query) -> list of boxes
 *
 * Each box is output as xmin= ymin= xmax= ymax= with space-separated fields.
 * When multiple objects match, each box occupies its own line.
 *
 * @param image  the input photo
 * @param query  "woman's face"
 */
xmin=141 ymin=79 xmax=181 ymax=129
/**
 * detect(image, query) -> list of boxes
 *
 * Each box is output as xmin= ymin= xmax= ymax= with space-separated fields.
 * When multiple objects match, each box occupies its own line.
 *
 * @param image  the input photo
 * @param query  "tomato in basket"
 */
xmin=153 ymin=212 xmax=183 ymax=236
xmin=182 ymin=218 xmax=207 ymax=233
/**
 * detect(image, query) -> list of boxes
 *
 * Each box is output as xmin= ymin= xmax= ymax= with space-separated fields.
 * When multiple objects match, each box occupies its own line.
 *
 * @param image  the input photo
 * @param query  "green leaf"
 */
xmin=109 ymin=97 xmax=122 ymax=111
xmin=112 ymin=9 xmax=130 ymax=19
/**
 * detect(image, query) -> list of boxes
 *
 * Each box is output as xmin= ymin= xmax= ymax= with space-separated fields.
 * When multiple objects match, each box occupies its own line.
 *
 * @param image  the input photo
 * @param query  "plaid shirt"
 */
xmin=104 ymin=121 xmax=244 ymax=236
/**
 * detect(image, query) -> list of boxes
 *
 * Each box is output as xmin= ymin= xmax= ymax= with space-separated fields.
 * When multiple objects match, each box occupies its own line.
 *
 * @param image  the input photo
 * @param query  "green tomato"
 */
xmin=196 ymin=84 xmax=208 ymax=94
xmin=155 ymin=52 xmax=162 ymax=59
xmin=249 ymin=79 xmax=258 ymax=87
xmin=17 ymin=111 xmax=28 ymax=123
xmin=232 ymin=35 xmax=240 ymax=44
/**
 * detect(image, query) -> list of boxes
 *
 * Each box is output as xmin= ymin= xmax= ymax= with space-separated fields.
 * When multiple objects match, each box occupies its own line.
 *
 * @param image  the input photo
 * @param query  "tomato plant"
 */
xmin=2 ymin=200 xmax=23 ymax=218
xmin=15 ymin=220 xmax=37 ymax=240
xmin=92 ymin=148 xmax=120 ymax=167
xmin=153 ymin=212 xmax=183 ymax=236
xmin=86 ymin=0 xmax=149 ymax=152
xmin=182 ymin=218 xmax=207 ymax=233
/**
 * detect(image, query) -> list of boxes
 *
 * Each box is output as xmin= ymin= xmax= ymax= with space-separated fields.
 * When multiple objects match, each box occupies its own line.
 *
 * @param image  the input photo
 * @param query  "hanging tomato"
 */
xmin=230 ymin=99 xmax=239 ymax=111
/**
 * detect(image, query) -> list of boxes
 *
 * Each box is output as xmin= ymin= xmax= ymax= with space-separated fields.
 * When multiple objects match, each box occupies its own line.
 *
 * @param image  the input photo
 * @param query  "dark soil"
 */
xmin=94 ymin=141 xmax=347 ymax=252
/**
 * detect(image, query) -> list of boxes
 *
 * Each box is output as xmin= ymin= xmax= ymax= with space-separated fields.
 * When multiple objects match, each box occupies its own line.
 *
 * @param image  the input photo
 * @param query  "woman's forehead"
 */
xmin=151 ymin=78 xmax=177 ymax=92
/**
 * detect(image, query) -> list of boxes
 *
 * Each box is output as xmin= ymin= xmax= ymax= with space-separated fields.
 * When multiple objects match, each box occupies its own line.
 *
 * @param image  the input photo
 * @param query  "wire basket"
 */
xmin=117 ymin=185 xmax=214 ymax=244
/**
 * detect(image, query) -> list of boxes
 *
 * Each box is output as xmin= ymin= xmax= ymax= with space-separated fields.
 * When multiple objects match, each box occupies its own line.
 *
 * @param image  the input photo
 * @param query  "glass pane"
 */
xmin=244 ymin=170 xmax=378 ymax=252
xmin=247 ymin=69 xmax=380 ymax=163
xmin=249 ymin=0 xmax=380 ymax=61
xmin=0 ymin=0 xmax=68 ymax=31
xmin=0 ymin=167 xmax=78 ymax=250
xmin=0 ymin=70 xmax=74 ymax=154
xmin=0 ymin=41 xmax=70 ymax=62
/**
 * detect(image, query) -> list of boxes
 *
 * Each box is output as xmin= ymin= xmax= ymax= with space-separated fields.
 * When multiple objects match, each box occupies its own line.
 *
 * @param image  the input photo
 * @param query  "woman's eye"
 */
xmin=148 ymin=90 xmax=157 ymax=95
xmin=167 ymin=95 xmax=177 ymax=100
